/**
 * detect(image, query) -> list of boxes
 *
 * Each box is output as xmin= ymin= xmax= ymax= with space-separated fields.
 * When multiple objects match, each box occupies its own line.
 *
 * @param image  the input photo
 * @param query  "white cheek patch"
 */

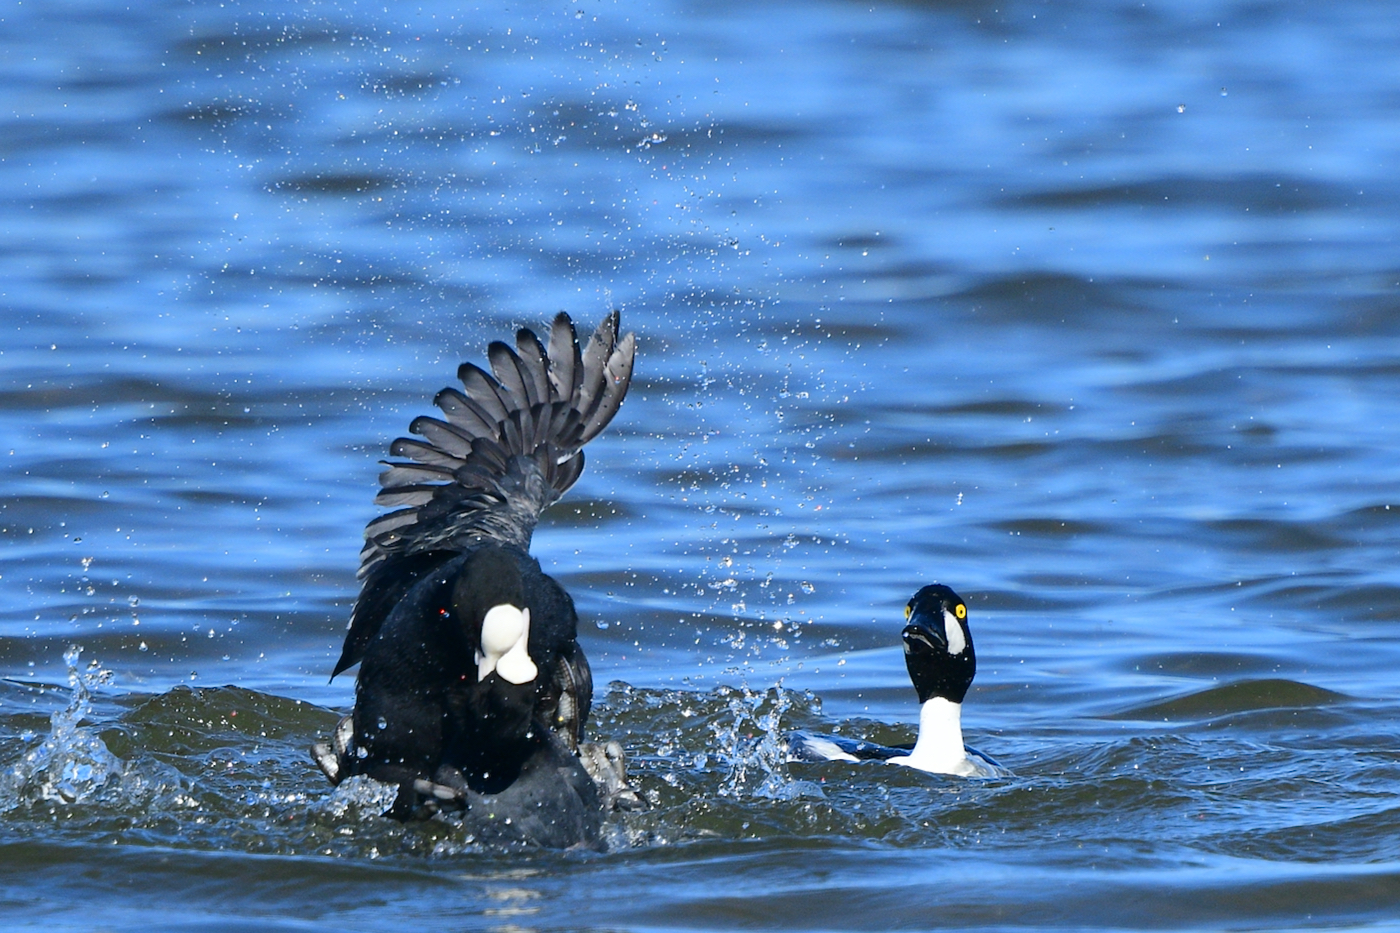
xmin=943 ymin=609 xmax=967 ymax=656
xmin=476 ymin=605 xmax=538 ymax=684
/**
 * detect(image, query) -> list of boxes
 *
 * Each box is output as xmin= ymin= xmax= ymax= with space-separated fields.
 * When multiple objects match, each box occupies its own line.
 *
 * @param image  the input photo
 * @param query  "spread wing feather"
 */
xmin=456 ymin=363 xmax=512 ymax=424
xmin=388 ymin=437 xmax=460 ymax=469
xmin=546 ymin=313 xmax=582 ymax=401
xmin=335 ymin=312 xmax=635 ymax=677
xmin=433 ymin=388 xmax=497 ymax=438
xmin=408 ymin=416 xmax=475 ymax=459
xmin=575 ymin=314 xmax=614 ymax=431
xmin=584 ymin=331 xmax=635 ymax=444
xmin=515 ymin=328 xmax=551 ymax=406
xmin=487 ymin=341 xmax=537 ymax=410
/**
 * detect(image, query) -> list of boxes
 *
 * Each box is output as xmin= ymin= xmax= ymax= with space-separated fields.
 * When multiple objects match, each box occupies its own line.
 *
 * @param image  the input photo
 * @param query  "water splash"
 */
xmin=318 ymin=774 xmax=401 ymax=820
xmin=711 ymin=684 xmax=821 ymax=801
xmin=2 ymin=646 xmax=123 ymax=807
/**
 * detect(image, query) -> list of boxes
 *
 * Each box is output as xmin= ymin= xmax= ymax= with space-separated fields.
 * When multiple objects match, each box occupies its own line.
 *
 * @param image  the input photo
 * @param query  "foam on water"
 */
xmin=316 ymin=773 xmax=402 ymax=821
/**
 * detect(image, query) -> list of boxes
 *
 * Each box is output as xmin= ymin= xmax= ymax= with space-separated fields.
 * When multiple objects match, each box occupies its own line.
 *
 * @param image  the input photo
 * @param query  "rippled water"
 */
xmin=4 ymin=0 xmax=1400 ymax=929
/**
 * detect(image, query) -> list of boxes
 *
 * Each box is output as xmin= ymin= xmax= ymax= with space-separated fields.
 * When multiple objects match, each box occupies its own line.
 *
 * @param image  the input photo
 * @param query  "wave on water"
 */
xmin=316 ymin=774 xmax=402 ymax=821
xmin=1108 ymin=678 xmax=1350 ymax=724
xmin=0 ymin=649 xmax=988 ymax=855
xmin=0 ymin=647 xmax=840 ymax=854
xmin=3 ymin=647 xmax=1391 ymax=866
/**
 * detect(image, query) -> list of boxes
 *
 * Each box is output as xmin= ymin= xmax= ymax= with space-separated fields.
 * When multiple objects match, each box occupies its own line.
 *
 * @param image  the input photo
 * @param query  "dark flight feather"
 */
xmin=338 ymin=312 xmax=635 ymax=677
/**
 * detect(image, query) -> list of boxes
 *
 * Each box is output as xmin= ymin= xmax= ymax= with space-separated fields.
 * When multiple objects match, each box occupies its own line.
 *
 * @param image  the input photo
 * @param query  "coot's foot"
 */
xmin=580 ymin=739 xmax=645 ymax=811
xmin=310 ymin=714 xmax=355 ymax=785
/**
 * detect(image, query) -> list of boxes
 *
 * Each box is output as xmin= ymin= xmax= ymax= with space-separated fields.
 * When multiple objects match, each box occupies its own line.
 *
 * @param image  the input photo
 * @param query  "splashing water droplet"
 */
xmin=3 ymin=647 xmax=122 ymax=807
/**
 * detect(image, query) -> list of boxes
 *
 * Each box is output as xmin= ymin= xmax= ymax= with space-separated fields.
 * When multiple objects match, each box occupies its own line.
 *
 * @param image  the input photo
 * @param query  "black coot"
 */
xmin=312 ymin=312 xmax=638 ymax=845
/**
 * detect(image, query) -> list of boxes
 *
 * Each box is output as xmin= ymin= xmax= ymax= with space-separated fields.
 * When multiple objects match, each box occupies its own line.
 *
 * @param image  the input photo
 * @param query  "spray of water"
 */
xmin=318 ymin=774 xmax=401 ymax=820
xmin=2 ymin=646 xmax=124 ymax=808
xmin=711 ymin=684 xmax=822 ymax=801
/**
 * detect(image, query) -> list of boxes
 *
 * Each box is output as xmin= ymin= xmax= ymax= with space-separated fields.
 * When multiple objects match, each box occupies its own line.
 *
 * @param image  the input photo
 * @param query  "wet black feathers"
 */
xmin=325 ymin=312 xmax=632 ymax=836
xmin=902 ymin=583 xmax=976 ymax=705
xmin=333 ymin=312 xmax=634 ymax=678
xmin=363 ymin=311 xmax=631 ymax=570
xmin=344 ymin=546 xmax=586 ymax=792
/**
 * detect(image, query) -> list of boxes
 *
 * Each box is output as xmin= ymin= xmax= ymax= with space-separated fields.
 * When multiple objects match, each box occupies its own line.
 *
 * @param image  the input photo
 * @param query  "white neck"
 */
xmin=892 ymin=697 xmax=967 ymax=774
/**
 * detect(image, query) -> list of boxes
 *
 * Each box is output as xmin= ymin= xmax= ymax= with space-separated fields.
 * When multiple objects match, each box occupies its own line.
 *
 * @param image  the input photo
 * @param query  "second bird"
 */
xmin=786 ymin=584 xmax=1004 ymax=778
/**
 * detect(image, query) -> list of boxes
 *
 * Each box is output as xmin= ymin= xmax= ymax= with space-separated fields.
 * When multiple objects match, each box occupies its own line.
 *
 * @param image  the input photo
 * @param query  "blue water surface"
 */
xmin=3 ymin=0 xmax=1400 ymax=929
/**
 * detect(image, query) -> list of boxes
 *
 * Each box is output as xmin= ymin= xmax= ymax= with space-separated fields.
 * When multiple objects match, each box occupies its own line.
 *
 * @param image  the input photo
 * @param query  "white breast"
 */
xmin=889 ymin=696 xmax=968 ymax=775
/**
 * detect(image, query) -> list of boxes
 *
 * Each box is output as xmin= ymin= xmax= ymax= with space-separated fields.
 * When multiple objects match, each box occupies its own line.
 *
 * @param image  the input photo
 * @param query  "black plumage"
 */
xmin=313 ymin=312 xmax=635 ymax=843
xmin=902 ymin=583 xmax=976 ymax=705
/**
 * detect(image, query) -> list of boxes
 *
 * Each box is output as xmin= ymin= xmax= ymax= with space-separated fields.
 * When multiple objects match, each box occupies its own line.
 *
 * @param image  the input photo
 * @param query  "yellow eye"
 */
xmin=904 ymin=604 xmax=912 ymax=620
xmin=955 ymin=604 xmax=966 ymax=620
